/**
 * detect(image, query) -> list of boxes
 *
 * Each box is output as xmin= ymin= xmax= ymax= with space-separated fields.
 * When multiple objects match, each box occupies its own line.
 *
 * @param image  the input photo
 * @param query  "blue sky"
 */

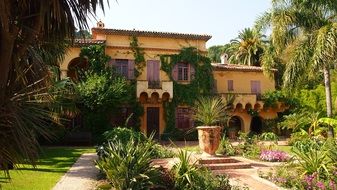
xmin=90 ymin=0 xmax=271 ymax=47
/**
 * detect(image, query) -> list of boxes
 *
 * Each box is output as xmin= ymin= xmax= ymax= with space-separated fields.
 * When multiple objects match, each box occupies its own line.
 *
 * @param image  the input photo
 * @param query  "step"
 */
xmin=200 ymin=162 xmax=252 ymax=170
xmin=198 ymin=157 xmax=239 ymax=164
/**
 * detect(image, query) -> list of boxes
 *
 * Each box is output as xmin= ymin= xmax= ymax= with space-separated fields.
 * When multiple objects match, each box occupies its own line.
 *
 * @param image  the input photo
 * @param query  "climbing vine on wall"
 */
xmin=160 ymin=47 xmax=214 ymax=140
xmin=130 ymin=36 xmax=145 ymax=77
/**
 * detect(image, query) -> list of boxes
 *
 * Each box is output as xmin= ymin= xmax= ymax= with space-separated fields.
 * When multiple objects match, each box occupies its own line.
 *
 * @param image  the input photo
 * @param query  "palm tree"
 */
xmin=258 ymin=0 xmax=337 ymax=136
xmin=0 ymin=0 xmax=107 ymax=174
xmin=228 ymin=28 xmax=267 ymax=66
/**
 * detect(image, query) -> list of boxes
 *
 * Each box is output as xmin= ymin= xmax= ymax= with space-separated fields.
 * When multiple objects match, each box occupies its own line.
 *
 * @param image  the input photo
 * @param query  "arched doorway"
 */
xmin=228 ymin=116 xmax=243 ymax=139
xmin=67 ymin=57 xmax=88 ymax=81
xmin=250 ymin=116 xmax=263 ymax=134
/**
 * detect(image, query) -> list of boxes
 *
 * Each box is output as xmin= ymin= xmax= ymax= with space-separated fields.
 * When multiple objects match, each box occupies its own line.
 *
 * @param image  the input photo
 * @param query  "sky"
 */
xmin=89 ymin=0 xmax=271 ymax=47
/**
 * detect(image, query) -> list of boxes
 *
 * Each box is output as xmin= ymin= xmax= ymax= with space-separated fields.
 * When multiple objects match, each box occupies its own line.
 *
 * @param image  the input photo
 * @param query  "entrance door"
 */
xmin=147 ymin=107 xmax=160 ymax=139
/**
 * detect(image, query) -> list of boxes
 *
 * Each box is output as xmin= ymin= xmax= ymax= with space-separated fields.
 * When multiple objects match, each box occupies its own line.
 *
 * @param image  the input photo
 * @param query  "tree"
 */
xmin=0 ymin=0 xmax=106 ymax=174
xmin=258 ymin=0 xmax=337 ymax=136
xmin=207 ymin=44 xmax=231 ymax=63
xmin=228 ymin=28 xmax=267 ymax=66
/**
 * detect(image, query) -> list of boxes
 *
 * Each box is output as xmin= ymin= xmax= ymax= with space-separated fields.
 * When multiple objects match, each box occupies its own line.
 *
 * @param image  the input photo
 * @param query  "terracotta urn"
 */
xmin=197 ymin=126 xmax=221 ymax=156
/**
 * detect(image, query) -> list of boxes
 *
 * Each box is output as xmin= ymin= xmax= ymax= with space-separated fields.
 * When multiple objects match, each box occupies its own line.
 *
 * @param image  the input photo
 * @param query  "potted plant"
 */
xmin=194 ymin=97 xmax=229 ymax=156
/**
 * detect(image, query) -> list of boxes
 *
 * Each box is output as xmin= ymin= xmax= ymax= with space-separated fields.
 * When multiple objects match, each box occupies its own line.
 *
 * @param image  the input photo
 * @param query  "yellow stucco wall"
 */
xmin=59 ymin=31 xmax=208 ymax=137
xmin=214 ymin=70 xmax=275 ymax=94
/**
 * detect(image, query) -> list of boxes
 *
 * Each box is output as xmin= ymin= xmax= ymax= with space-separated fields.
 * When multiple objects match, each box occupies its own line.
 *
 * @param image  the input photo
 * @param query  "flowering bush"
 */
xmin=259 ymin=150 xmax=289 ymax=162
xmin=302 ymin=172 xmax=337 ymax=190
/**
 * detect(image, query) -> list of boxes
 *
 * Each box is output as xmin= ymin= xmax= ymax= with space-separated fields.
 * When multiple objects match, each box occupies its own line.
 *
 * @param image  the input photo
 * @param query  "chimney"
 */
xmin=97 ymin=20 xmax=105 ymax=28
xmin=220 ymin=53 xmax=228 ymax=64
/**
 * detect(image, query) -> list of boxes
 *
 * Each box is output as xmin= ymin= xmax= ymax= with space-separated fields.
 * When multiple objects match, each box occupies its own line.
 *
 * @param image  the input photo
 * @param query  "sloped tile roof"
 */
xmin=92 ymin=28 xmax=212 ymax=41
xmin=212 ymin=63 xmax=277 ymax=72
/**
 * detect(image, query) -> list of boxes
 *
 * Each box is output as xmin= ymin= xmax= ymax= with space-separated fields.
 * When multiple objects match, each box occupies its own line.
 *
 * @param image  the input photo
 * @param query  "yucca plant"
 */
xmin=171 ymin=150 xmax=230 ymax=190
xmin=96 ymin=136 xmax=159 ymax=190
xmin=193 ymin=97 xmax=229 ymax=126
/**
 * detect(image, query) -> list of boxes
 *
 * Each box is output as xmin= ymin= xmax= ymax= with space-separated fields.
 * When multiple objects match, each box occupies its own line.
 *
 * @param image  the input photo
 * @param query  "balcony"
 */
xmin=219 ymin=93 xmax=263 ymax=110
xmin=137 ymin=80 xmax=173 ymax=102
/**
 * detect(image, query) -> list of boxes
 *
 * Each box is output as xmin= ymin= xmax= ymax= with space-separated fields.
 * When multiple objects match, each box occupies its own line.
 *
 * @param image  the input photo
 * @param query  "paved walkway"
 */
xmin=51 ymin=141 xmax=287 ymax=190
xmin=52 ymin=153 xmax=99 ymax=190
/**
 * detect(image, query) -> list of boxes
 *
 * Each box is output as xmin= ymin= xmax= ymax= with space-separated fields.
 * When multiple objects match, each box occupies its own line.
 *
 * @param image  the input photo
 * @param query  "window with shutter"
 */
xmin=251 ymin=80 xmax=261 ymax=94
xmin=228 ymin=80 xmax=234 ymax=91
xmin=177 ymin=63 xmax=189 ymax=81
xmin=147 ymin=60 xmax=160 ymax=88
xmin=128 ymin=60 xmax=135 ymax=79
xmin=115 ymin=59 xmax=128 ymax=78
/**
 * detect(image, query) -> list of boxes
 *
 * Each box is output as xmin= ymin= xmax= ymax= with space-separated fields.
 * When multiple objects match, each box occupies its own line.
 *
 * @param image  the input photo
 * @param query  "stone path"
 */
xmin=51 ymin=141 xmax=287 ymax=190
xmin=52 ymin=153 xmax=99 ymax=190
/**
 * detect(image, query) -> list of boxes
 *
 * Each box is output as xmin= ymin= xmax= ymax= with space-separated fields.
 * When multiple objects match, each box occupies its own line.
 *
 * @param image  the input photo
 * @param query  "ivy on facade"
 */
xmin=130 ymin=36 xmax=145 ymax=77
xmin=160 ymin=47 xmax=214 ymax=139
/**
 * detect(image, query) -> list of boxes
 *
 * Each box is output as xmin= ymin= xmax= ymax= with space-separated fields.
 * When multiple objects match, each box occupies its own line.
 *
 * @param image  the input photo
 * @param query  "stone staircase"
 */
xmin=198 ymin=156 xmax=252 ymax=171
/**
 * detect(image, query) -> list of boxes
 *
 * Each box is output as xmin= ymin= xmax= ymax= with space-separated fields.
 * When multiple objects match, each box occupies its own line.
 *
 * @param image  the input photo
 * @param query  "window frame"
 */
xmin=175 ymin=107 xmax=194 ymax=129
xmin=115 ymin=59 xmax=129 ymax=79
xmin=177 ymin=63 xmax=189 ymax=81
xmin=251 ymin=80 xmax=261 ymax=94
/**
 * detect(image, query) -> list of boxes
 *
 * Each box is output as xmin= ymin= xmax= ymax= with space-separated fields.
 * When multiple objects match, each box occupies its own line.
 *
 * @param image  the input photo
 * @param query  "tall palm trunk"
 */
xmin=0 ymin=31 xmax=15 ymax=104
xmin=323 ymin=65 xmax=334 ymax=137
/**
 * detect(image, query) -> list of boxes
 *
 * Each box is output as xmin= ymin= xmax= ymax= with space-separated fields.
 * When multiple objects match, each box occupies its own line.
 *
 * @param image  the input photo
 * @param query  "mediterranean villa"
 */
xmin=60 ymin=21 xmax=286 ymax=139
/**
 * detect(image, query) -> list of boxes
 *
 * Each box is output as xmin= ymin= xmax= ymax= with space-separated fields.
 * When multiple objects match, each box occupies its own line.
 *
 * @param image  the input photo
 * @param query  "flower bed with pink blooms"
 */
xmin=259 ymin=150 xmax=289 ymax=162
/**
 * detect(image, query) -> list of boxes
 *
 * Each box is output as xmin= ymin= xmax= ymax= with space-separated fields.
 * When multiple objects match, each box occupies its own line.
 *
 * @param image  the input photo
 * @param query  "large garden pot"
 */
xmin=197 ymin=126 xmax=221 ymax=156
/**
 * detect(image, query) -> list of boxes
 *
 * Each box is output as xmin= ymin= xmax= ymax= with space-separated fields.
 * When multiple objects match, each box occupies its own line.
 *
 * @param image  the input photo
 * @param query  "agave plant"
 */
xmin=193 ymin=97 xmax=229 ymax=126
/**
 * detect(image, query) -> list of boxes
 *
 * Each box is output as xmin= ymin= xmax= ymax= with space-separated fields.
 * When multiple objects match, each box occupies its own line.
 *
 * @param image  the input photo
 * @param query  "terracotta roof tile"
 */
xmin=73 ymin=39 xmax=106 ymax=46
xmin=92 ymin=28 xmax=212 ymax=41
xmin=211 ymin=63 xmax=277 ymax=72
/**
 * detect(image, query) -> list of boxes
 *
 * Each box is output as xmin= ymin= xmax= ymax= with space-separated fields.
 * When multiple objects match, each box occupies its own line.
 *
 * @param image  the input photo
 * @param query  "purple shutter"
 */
xmin=153 ymin=60 xmax=160 ymax=82
xmin=128 ymin=60 xmax=135 ymax=79
xmin=256 ymin=81 xmax=261 ymax=93
xmin=251 ymin=81 xmax=261 ymax=93
xmin=147 ymin=60 xmax=160 ymax=82
xmin=190 ymin=64 xmax=195 ymax=81
xmin=172 ymin=64 xmax=178 ymax=81
xmin=251 ymin=81 xmax=255 ymax=93
xmin=228 ymin=80 xmax=234 ymax=91
xmin=147 ymin=60 xmax=153 ymax=81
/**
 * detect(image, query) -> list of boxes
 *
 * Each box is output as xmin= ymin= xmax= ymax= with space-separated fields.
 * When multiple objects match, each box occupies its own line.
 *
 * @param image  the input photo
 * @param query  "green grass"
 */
xmin=0 ymin=146 xmax=95 ymax=190
xmin=275 ymin=145 xmax=292 ymax=154
xmin=181 ymin=145 xmax=201 ymax=153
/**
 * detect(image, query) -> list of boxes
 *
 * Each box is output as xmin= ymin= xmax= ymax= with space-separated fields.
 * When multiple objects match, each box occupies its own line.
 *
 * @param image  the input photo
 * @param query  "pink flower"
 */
xmin=316 ymin=181 xmax=325 ymax=190
xmin=259 ymin=150 xmax=289 ymax=162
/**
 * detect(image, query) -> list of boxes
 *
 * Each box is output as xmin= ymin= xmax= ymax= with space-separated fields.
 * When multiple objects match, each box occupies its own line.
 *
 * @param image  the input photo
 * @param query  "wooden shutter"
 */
xmin=190 ymin=64 xmax=195 ymax=81
xmin=128 ymin=60 xmax=135 ymax=79
xmin=251 ymin=81 xmax=261 ymax=93
xmin=228 ymin=80 xmax=234 ymax=91
xmin=147 ymin=60 xmax=153 ymax=81
xmin=172 ymin=64 xmax=178 ymax=81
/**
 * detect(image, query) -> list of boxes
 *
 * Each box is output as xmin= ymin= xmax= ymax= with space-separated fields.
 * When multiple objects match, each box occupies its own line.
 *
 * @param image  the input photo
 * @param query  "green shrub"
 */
xmin=96 ymin=137 xmax=158 ymax=190
xmin=288 ymin=129 xmax=310 ymax=145
xmin=291 ymin=138 xmax=330 ymax=177
xmin=151 ymin=144 xmax=176 ymax=158
xmin=102 ymin=127 xmax=146 ymax=144
xmin=217 ymin=136 xmax=235 ymax=156
xmin=260 ymin=132 xmax=279 ymax=142
xmin=236 ymin=133 xmax=261 ymax=159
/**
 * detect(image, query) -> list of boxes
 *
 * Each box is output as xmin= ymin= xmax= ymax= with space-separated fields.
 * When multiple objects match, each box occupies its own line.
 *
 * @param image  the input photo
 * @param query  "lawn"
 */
xmin=274 ymin=145 xmax=292 ymax=154
xmin=0 ymin=147 xmax=94 ymax=190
